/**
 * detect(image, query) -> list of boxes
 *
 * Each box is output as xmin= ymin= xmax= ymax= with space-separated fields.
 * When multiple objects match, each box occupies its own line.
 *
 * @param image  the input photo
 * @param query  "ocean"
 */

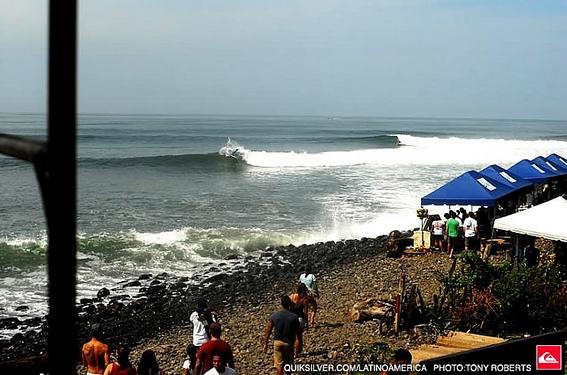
xmin=1 ymin=113 xmax=567 ymax=338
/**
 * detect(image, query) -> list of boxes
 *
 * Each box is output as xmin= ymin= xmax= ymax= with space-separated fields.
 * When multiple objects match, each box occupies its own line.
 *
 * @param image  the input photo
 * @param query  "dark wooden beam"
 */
xmin=0 ymin=134 xmax=46 ymax=163
xmin=47 ymin=0 xmax=78 ymax=374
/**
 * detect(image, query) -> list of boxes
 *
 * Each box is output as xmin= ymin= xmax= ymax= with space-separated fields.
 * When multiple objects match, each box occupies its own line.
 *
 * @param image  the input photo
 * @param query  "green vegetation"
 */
xmin=439 ymin=246 xmax=567 ymax=335
xmin=354 ymin=342 xmax=394 ymax=365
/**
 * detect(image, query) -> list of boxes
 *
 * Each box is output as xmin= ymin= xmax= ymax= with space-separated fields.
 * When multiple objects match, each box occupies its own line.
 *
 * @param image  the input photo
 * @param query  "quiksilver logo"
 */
xmin=536 ymin=345 xmax=562 ymax=370
xmin=538 ymin=352 xmax=559 ymax=364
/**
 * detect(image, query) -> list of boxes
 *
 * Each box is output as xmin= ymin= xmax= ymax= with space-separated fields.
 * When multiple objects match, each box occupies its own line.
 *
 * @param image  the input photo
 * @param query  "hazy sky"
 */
xmin=1 ymin=0 xmax=567 ymax=119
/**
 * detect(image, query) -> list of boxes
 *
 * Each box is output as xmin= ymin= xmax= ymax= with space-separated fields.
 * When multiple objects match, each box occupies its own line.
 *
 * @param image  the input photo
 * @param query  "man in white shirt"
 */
xmin=299 ymin=268 xmax=319 ymax=325
xmin=203 ymin=354 xmax=237 ymax=375
xmin=431 ymin=215 xmax=445 ymax=251
xmin=462 ymin=212 xmax=478 ymax=251
xmin=189 ymin=298 xmax=216 ymax=373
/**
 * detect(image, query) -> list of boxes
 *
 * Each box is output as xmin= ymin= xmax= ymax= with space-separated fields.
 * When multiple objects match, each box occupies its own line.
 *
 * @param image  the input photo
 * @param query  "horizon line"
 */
xmin=1 ymin=111 xmax=566 ymax=123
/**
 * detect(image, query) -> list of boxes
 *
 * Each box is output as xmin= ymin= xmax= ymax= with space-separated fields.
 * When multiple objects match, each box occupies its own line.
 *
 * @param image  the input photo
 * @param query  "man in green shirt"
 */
xmin=445 ymin=211 xmax=460 ymax=258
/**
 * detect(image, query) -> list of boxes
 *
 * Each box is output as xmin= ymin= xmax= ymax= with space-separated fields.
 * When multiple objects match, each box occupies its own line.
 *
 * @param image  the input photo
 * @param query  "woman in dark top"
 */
xmin=137 ymin=349 xmax=164 ymax=375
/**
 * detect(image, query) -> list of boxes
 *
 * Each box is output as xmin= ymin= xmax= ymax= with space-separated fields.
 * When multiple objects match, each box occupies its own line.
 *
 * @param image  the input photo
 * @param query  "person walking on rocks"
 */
xmin=82 ymin=323 xmax=111 ymax=375
xmin=103 ymin=347 xmax=136 ymax=375
xmin=137 ymin=349 xmax=165 ymax=375
xmin=299 ymin=267 xmax=319 ymax=325
xmin=190 ymin=298 xmax=217 ymax=373
xmin=195 ymin=322 xmax=235 ymax=375
xmin=290 ymin=283 xmax=311 ymax=330
xmin=263 ymin=295 xmax=303 ymax=375
xmin=203 ymin=353 xmax=237 ymax=375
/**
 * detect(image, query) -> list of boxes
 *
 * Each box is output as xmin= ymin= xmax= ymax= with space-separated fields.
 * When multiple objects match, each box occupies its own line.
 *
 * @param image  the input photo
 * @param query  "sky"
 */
xmin=1 ymin=0 xmax=567 ymax=119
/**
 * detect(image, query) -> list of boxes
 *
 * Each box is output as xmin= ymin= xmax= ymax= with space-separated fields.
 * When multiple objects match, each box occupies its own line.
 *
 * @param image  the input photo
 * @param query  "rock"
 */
xmin=15 ymin=306 xmax=29 ymax=312
xmin=148 ymin=284 xmax=166 ymax=295
xmin=80 ymin=305 xmax=96 ymax=314
xmin=138 ymin=274 xmax=153 ymax=280
xmin=10 ymin=333 xmax=24 ymax=344
xmin=203 ymin=274 xmax=229 ymax=283
xmin=22 ymin=318 xmax=42 ymax=327
xmin=109 ymin=294 xmax=131 ymax=301
xmin=124 ymin=280 xmax=141 ymax=287
xmin=97 ymin=288 xmax=110 ymax=299
xmin=0 ymin=317 xmax=20 ymax=329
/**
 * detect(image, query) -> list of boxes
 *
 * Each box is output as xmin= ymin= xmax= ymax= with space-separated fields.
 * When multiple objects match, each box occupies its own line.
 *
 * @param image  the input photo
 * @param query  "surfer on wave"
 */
xmin=219 ymin=137 xmax=242 ymax=159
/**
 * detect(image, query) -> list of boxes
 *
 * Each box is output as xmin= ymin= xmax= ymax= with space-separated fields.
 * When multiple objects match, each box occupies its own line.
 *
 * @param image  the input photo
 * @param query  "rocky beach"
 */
xmin=0 ymin=232 xmax=455 ymax=374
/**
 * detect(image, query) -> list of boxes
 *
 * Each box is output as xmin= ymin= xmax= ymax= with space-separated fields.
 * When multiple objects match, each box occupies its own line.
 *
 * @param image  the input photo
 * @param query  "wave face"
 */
xmin=2 ymin=113 xmax=567 ymax=327
xmin=78 ymin=152 xmax=244 ymax=169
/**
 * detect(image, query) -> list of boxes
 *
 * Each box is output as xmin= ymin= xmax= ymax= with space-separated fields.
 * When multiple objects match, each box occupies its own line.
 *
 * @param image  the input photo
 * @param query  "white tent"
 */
xmin=493 ymin=195 xmax=567 ymax=242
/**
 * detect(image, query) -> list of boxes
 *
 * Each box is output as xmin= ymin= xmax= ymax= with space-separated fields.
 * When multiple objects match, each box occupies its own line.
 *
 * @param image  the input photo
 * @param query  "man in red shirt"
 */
xmin=195 ymin=322 xmax=235 ymax=375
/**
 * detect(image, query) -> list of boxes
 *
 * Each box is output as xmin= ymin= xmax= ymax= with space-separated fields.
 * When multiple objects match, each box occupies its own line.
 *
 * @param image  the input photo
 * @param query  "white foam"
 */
xmin=4 ymin=234 xmax=47 ymax=248
xmin=233 ymin=136 xmax=567 ymax=168
xmin=133 ymin=229 xmax=188 ymax=245
xmin=292 ymin=207 xmax=419 ymax=245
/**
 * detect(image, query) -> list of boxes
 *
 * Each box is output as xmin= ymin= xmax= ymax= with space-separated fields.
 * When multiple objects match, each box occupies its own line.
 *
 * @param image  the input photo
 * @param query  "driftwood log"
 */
xmin=348 ymin=298 xmax=390 ymax=322
xmin=385 ymin=230 xmax=414 ymax=257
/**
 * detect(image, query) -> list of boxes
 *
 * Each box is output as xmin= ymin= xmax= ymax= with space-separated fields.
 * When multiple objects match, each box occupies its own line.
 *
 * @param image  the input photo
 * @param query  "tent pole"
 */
xmin=490 ymin=206 xmax=496 ymax=239
xmin=514 ymin=236 xmax=520 ymax=266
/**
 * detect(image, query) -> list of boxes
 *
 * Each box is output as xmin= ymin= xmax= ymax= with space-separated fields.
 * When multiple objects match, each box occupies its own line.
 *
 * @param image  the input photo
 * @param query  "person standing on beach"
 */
xmin=103 ymin=347 xmax=136 ymax=375
xmin=462 ymin=212 xmax=478 ymax=251
xmin=445 ymin=211 xmax=460 ymax=258
xmin=203 ymin=354 xmax=237 ymax=375
xmin=263 ymin=295 xmax=303 ymax=375
xmin=299 ymin=267 xmax=319 ymax=325
xmin=190 ymin=298 xmax=217 ymax=373
xmin=431 ymin=215 xmax=445 ymax=251
xmin=182 ymin=344 xmax=196 ymax=375
xmin=195 ymin=322 xmax=235 ymax=375
xmin=82 ymin=323 xmax=111 ymax=375
xmin=137 ymin=349 xmax=165 ymax=375
xmin=457 ymin=207 xmax=468 ymax=223
xmin=523 ymin=242 xmax=539 ymax=267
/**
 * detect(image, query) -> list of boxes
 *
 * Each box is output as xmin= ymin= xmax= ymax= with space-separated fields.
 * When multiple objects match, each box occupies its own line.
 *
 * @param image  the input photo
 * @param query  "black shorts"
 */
xmin=465 ymin=237 xmax=477 ymax=250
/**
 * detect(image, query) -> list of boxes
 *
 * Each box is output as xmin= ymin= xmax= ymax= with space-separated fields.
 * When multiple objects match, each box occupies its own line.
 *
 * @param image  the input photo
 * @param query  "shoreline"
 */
xmin=1 ymin=235 xmax=397 ymax=364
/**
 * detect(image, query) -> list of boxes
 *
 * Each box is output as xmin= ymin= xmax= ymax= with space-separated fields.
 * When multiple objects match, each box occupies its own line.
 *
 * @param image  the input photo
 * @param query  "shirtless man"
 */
xmin=82 ymin=324 xmax=110 ymax=375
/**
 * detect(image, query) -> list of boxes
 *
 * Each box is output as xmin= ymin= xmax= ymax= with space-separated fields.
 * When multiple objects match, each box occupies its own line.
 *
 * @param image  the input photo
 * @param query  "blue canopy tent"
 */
xmin=547 ymin=153 xmax=567 ymax=171
xmin=507 ymin=159 xmax=552 ymax=184
xmin=479 ymin=164 xmax=533 ymax=190
xmin=531 ymin=156 xmax=567 ymax=177
xmin=542 ymin=154 xmax=567 ymax=196
xmin=421 ymin=170 xmax=515 ymax=207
